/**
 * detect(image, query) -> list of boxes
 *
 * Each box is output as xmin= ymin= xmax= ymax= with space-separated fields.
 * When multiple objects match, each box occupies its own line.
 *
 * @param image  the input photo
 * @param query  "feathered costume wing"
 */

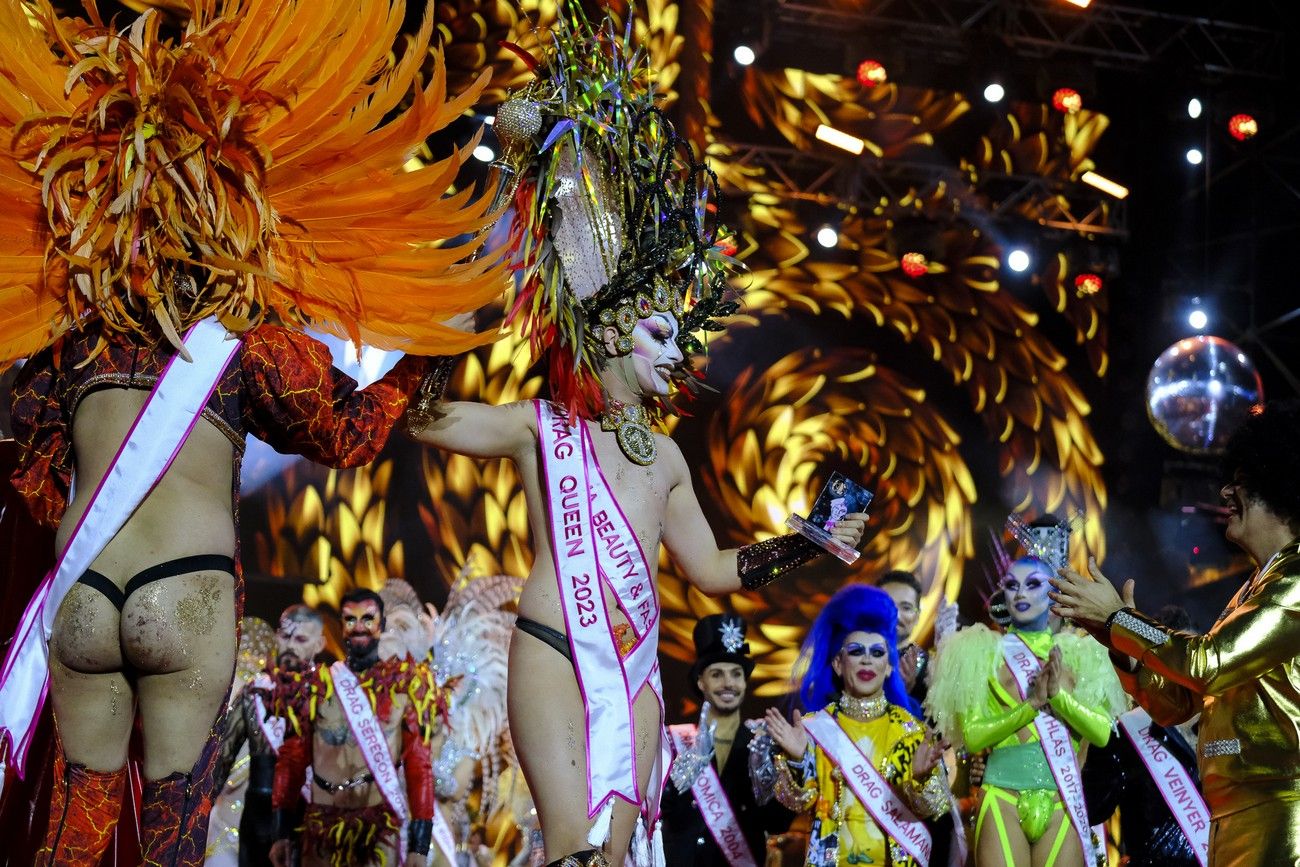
xmin=0 ymin=0 xmax=507 ymax=367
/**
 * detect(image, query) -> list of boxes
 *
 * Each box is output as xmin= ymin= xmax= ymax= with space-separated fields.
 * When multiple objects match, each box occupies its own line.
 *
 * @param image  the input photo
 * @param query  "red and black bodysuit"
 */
xmin=7 ymin=320 xmax=429 ymax=867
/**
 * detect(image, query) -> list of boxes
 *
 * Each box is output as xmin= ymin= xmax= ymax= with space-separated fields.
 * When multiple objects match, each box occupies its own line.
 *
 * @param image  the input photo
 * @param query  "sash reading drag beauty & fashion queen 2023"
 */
xmin=535 ymin=400 xmax=670 ymax=848
xmin=0 ymin=319 xmax=238 ymax=789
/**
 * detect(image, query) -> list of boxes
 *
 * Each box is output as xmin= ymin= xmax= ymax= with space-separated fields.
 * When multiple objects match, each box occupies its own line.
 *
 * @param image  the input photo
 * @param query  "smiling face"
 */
xmin=276 ymin=614 xmax=325 ymax=671
xmin=1003 ymin=558 xmax=1053 ymax=628
xmin=697 ymin=661 xmax=747 ymax=714
xmin=341 ymin=599 xmax=384 ymax=663
xmin=831 ymin=630 xmax=892 ymax=699
xmin=604 ymin=312 xmax=684 ymax=398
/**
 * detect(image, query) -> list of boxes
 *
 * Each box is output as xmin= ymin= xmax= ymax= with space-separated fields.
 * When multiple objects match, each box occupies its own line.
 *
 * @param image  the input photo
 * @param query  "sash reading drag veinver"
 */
xmin=535 ymin=401 xmax=665 ymax=836
xmin=1001 ymin=635 xmax=1096 ymax=864
xmin=801 ymin=713 xmax=933 ymax=864
xmin=0 ymin=319 xmax=239 ymax=787
xmin=1118 ymin=707 xmax=1209 ymax=866
xmin=667 ymin=724 xmax=758 ymax=867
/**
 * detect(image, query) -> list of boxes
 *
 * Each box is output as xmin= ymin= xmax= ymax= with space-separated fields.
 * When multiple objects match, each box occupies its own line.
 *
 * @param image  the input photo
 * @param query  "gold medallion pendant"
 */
xmin=601 ymin=401 xmax=657 ymax=465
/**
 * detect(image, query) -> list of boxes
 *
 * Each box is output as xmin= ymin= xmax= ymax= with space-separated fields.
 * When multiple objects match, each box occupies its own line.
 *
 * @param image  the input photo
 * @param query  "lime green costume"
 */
xmin=926 ymin=625 xmax=1126 ymax=865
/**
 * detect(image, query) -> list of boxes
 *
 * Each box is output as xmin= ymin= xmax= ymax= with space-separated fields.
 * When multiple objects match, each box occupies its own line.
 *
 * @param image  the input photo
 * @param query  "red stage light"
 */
xmin=1228 ymin=113 xmax=1258 ymax=141
xmin=1074 ymin=273 xmax=1103 ymax=296
xmin=901 ymin=252 xmax=928 ymax=277
xmin=1052 ymin=88 xmax=1083 ymax=114
xmin=856 ymin=59 xmax=888 ymax=88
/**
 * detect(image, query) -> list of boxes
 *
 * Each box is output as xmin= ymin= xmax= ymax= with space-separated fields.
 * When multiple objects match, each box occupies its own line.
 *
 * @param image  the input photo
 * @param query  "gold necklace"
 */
xmin=601 ymin=399 xmax=656 ymax=465
xmin=837 ymin=692 xmax=888 ymax=721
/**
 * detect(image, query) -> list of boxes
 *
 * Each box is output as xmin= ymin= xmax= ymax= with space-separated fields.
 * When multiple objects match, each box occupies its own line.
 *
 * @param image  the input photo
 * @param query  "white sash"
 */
xmin=667 ymin=725 xmax=758 ymax=867
xmin=0 ymin=318 xmax=238 ymax=781
xmin=802 ymin=713 xmax=933 ymax=864
xmin=430 ymin=802 xmax=457 ymax=866
xmin=535 ymin=402 xmax=663 ymax=832
xmin=1000 ymin=635 xmax=1096 ymax=864
xmin=1118 ymin=708 xmax=1209 ymax=866
xmin=330 ymin=661 xmax=409 ymax=859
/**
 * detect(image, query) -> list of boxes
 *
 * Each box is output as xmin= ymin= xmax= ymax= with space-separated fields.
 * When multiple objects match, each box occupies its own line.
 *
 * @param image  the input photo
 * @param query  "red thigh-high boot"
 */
xmin=36 ymin=748 xmax=127 ymax=867
xmin=139 ymin=715 xmax=225 ymax=867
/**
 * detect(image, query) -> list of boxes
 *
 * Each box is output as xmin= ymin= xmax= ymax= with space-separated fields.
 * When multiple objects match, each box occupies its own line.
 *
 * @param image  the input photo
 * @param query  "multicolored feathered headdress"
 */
xmin=494 ymin=5 xmax=742 ymax=421
xmin=0 ymin=0 xmax=508 ymax=367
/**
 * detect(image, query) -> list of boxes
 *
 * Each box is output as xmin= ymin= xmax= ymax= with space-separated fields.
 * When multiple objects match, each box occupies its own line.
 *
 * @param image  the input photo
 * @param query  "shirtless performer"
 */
xmin=403 ymin=9 xmax=868 ymax=866
xmin=270 ymin=590 xmax=448 ymax=867
xmin=217 ymin=605 xmax=327 ymax=866
xmin=0 ymin=3 xmax=505 ymax=864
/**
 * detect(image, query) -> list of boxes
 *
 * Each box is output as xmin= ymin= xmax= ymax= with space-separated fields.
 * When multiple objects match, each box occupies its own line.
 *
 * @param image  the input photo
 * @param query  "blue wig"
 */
xmin=795 ymin=584 xmax=920 ymax=718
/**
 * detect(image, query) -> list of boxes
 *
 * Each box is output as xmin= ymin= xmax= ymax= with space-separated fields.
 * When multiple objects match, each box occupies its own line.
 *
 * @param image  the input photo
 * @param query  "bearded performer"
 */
xmin=403 ymin=9 xmax=867 ymax=866
xmin=0 ymin=2 xmax=507 ymax=864
xmin=214 ymin=606 xmax=326 ymax=867
xmin=926 ymin=517 xmax=1126 ymax=867
xmin=763 ymin=585 xmax=950 ymax=866
xmin=1051 ymin=399 xmax=1300 ymax=867
xmin=270 ymin=590 xmax=450 ymax=867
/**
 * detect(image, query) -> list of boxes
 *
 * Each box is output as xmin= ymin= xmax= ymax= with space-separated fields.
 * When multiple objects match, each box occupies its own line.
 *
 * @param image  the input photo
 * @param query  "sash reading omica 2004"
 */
xmin=786 ymin=471 xmax=874 ymax=564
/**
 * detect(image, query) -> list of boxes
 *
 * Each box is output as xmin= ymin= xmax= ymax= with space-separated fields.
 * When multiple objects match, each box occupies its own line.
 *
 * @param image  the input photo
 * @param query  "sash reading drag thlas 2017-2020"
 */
xmin=1001 ymin=635 xmax=1096 ymax=865
xmin=536 ymin=401 xmax=671 ymax=852
xmin=0 ymin=319 xmax=239 ymax=793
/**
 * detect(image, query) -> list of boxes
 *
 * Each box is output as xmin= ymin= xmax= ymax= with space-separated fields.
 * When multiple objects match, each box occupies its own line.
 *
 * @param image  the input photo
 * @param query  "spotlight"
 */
xmin=816 ymin=225 xmax=840 ymax=248
xmin=900 ymin=252 xmax=928 ymax=277
xmin=1062 ymin=0 xmax=1092 ymax=6
xmin=1081 ymin=171 xmax=1129 ymax=199
xmin=1051 ymin=88 xmax=1083 ymax=114
xmin=1074 ymin=273 xmax=1103 ymax=296
xmin=1006 ymin=248 xmax=1031 ymax=272
xmin=733 ymin=44 xmax=756 ymax=66
xmin=1188 ymin=309 xmax=1208 ymax=330
xmin=472 ymin=144 xmax=495 ymax=163
xmin=1228 ymin=113 xmax=1258 ymax=141
xmin=983 ymin=82 xmax=1006 ymax=103
xmin=1186 ymin=147 xmax=1204 ymax=165
xmin=856 ymin=59 xmax=888 ymax=88
xmin=814 ymin=124 xmax=866 ymax=155
xmin=1187 ymin=98 xmax=1203 ymax=119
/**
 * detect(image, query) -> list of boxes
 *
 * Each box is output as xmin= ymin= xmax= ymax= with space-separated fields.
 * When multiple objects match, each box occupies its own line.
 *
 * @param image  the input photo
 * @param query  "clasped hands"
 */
xmin=1025 ymin=646 xmax=1076 ymax=710
xmin=763 ymin=707 xmax=948 ymax=779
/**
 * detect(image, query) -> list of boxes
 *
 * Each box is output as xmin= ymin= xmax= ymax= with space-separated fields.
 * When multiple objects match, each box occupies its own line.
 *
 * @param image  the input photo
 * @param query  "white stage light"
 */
xmin=1006 ymin=249 xmax=1030 ymax=272
xmin=734 ymin=45 xmax=756 ymax=66
xmin=1187 ymin=98 xmax=1203 ymax=119
xmin=473 ymin=145 xmax=495 ymax=162
xmin=1188 ymin=309 xmax=1208 ymax=330
xmin=984 ymin=83 xmax=1005 ymax=103
xmin=1186 ymin=147 xmax=1204 ymax=165
xmin=816 ymin=226 xmax=839 ymax=248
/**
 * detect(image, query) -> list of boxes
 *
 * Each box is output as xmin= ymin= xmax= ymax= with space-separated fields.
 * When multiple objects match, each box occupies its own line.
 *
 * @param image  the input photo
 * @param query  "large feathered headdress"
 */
xmin=0 ymin=0 xmax=508 ymax=367
xmin=492 ymin=5 xmax=742 ymax=421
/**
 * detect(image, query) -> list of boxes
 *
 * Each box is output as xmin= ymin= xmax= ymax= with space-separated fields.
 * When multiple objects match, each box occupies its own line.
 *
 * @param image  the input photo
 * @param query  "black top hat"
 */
xmin=689 ymin=614 xmax=756 ymax=689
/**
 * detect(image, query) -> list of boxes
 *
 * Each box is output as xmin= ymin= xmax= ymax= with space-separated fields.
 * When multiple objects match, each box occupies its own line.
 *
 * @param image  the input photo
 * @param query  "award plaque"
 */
xmin=786 ymin=471 xmax=874 ymax=564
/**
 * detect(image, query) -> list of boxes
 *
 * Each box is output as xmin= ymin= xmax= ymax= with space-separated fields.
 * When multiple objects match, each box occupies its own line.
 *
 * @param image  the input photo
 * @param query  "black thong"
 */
xmin=76 ymin=554 xmax=236 ymax=611
xmin=515 ymin=616 xmax=573 ymax=665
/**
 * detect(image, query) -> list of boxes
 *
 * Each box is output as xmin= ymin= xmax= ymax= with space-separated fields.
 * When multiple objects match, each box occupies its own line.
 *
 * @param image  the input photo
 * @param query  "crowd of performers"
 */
xmin=1 ymin=1 xmax=1300 ymax=866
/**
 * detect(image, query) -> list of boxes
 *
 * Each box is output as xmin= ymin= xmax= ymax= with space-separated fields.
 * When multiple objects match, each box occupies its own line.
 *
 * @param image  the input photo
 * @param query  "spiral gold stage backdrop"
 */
xmin=223 ymin=0 xmax=1113 ymax=710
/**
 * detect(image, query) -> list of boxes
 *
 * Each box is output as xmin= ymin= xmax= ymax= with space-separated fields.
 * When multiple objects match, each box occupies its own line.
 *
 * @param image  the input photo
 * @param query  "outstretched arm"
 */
xmin=661 ymin=440 xmax=866 ymax=595
xmin=405 ymin=398 xmax=536 ymax=461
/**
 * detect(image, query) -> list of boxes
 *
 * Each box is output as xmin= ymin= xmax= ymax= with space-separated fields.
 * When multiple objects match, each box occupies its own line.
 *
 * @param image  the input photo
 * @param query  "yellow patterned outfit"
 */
xmin=1106 ymin=538 xmax=1300 ymax=867
xmin=926 ymin=626 xmax=1126 ymax=866
xmin=774 ymin=698 xmax=949 ymax=866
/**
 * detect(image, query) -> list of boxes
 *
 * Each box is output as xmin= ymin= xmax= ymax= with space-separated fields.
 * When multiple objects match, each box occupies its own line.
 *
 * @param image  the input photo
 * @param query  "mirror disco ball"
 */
xmin=1146 ymin=335 xmax=1263 ymax=454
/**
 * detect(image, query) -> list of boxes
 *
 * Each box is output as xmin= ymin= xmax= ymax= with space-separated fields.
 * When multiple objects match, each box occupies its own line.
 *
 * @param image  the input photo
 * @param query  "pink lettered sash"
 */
xmin=431 ymin=803 xmax=458 ymax=866
xmin=0 ymin=319 xmax=239 ymax=783
xmin=1118 ymin=707 xmax=1209 ymax=866
xmin=802 ymin=713 xmax=933 ymax=864
xmin=252 ymin=688 xmax=285 ymax=754
xmin=1001 ymin=635 xmax=1096 ymax=864
xmin=535 ymin=402 xmax=663 ymax=832
xmin=667 ymin=724 xmax=757 ymax=867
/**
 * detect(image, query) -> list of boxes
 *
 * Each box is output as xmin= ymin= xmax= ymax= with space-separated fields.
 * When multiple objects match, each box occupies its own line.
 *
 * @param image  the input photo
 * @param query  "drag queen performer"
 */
xmin=764 ymin=585 xmax=950 ymax=866
xmin=0 ymin=1 xmax=506 ymax=864
xmin=404 ymin=9 xmax=867 ymax=866
xmin=1052 ymin=399 xmax=1300 ymax=866
xmin=926 ymin=517 xmax=1125 ymax=867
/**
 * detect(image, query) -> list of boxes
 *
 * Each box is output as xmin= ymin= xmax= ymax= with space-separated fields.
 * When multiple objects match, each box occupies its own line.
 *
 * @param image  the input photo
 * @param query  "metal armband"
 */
xmin=737 ymin=533 xmax=821 ymax=591
xmin=403 ymin=356 xmax=457 ymax=435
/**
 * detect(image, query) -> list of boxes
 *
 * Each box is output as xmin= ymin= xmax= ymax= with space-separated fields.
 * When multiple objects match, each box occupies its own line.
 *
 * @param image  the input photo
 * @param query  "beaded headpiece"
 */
xmin=1004 ymin=513 xmax=1075 ymax=575
xmin=494 ymin=5 xmax=742 ymax=422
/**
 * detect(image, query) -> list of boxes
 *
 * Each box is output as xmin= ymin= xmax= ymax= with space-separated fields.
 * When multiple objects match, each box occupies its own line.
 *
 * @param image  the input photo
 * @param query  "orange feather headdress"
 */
xmin=0 ymin=0 xmax=507 ymax=368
